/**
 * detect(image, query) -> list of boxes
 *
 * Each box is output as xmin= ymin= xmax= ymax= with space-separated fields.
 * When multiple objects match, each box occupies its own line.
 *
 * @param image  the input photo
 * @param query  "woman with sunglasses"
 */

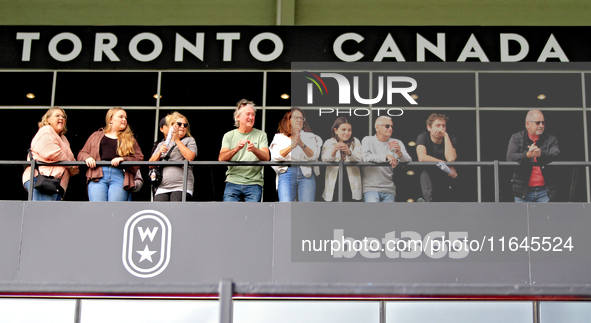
xmin=78 ymin=107 xmax=144 ymax=201
xmin=321 ymin=117 xmax=363 ymax=202
xmin=149 ymin=112 xmax=197 ymax=201
xmin=270 ymin=108 xmax=322 ymax=202
xmin=23 ymin=107 xmax=80 ymax=201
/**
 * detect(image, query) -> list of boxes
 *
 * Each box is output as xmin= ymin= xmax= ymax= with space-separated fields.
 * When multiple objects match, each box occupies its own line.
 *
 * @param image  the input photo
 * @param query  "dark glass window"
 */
xmin=479 ymin=73 xmax=582 ymax=108
xmin=266 ymin=72 xmax=291 ymax=107
xmin=292 ymin=72 xmax=370 ymax=107
xmin=0 ymin=72 xmax=53 ymax=106
xmin=584 ymin=73 xmax=591 ymax=107
xmin=11 ymin=109 xmax=48 ymax=201
xmin=373 ymin=72 xmax=476 ymax=107
xmin=160 ymin=72 xmax=264 ymax=107
xmin=54 ymin=72 xmax=158 ymax=106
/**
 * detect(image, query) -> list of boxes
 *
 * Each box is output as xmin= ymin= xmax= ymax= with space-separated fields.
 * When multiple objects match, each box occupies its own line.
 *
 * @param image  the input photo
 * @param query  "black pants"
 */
xmin=420 ymin=169 xmax=454 ymax=202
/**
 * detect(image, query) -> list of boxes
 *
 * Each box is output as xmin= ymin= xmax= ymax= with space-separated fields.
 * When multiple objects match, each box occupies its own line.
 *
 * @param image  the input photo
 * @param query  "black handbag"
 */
xmin=28 ymin=149 xmax=64 ymax=195
xmin=34 ymin=174 xmax=63 ymax=195
xmin=149 ymin=144 xmax=174 ymax=186
xmin=148 ymin=167 xmax=162 ymax=186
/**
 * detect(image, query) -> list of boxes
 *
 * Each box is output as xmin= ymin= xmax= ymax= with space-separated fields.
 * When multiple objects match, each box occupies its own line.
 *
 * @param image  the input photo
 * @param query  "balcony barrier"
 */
xmin=4 ymin=159 xmax=589 ymax=202
xmin=2 ymin=161 xmax=591 ymax=323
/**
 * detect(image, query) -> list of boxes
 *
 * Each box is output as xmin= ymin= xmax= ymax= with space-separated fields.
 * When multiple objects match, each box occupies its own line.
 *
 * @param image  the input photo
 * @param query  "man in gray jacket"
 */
xmin=361 ymin=116 xmax=412 ymax=202
xmin=506 ymin=109 xmax=560 ymax=202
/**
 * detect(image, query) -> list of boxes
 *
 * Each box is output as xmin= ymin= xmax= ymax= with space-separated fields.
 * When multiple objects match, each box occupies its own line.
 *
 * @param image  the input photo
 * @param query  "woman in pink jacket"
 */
xmin=23 ymin=108 xmax=79 ymax=201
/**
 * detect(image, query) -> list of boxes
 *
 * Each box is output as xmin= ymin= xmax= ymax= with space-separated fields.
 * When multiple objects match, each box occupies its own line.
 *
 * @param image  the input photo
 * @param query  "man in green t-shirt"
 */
xmin=219 ymin=99 xmax=270 ymax=202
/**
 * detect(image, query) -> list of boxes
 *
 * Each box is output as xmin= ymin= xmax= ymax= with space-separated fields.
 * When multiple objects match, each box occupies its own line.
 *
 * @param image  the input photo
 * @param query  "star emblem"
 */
xmin=136 ymin=245 xmax=157 ymax=263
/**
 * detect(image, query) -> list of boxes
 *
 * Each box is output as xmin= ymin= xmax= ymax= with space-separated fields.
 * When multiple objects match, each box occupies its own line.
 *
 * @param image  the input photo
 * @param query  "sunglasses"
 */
xmin=382 ymin=124 xmax=392 ymax=129
xmin=530 ymin=121 xmax=545 ymax=126
xmin=176 ymin=122 xmax=188 ymax=128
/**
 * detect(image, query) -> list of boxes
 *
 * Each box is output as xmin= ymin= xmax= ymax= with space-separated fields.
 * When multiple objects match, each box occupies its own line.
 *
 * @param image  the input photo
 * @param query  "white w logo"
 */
xmin=137 ymin=227 xmax=159 ymax=242
xmin=123 ymin=210 xmax=172 ymax=279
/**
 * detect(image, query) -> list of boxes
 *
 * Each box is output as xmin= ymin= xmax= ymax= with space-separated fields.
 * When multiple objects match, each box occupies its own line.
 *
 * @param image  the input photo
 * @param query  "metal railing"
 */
xmin=10 ymin=159 xmax=591 ymax=203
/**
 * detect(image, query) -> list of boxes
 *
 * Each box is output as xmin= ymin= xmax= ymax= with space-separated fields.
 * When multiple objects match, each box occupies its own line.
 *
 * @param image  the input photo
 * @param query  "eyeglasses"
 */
xmin=53 ymin=114 xmax=67 ymax=120
xmin=529 ymin=121 xmax=545 ymax=126
xmin=292 ymin=116 xmax=305 ymax=121
xmin=176 ymin=122 xmax=188 ymax=128
xmin=381 ymin=124 xmax=392 ymax=129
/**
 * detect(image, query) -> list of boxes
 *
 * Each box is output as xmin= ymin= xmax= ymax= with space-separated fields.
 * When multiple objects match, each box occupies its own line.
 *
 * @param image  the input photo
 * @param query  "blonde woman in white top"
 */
xmin=270 ymin=108 xmax=321 ymax=201
xmin=322 ymin=117 xmax=363 ymax=201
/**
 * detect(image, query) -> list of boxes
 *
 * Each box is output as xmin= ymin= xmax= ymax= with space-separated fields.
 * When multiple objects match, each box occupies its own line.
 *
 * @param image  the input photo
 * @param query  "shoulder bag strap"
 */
xmin=28 ymin=148 xmax=65 ymax=178
xmin=162 ymin=143 xmax=175 ymax=161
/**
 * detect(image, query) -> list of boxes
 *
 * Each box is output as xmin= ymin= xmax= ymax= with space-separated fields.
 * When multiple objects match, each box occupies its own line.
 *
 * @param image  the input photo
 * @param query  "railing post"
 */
xmin=379 ymin=300 xmax=386 ymax=323
xmin=219 ymin=279 xmax=233 ymax=323
xmin=74 ymin=299 xmax=82 ymax=323
xmin=28 ymin=158 xmax=35 ymax=201
xmin=338 ymin=160 xmax=344 ymax=202
xmin=533 ymin=300 xmax=540 ymax=323
xmin=182 ymin=159 xmax=188 ymax=202
xmin=494 ymin=160 xmax=499 ymax=203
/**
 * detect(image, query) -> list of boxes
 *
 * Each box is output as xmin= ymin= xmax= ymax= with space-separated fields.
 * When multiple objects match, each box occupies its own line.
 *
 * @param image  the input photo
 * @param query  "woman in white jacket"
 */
xmin=270 ymin=108 xmax=321 ymax=201
xmin=322 ymin=117 xmax=363 ymax=201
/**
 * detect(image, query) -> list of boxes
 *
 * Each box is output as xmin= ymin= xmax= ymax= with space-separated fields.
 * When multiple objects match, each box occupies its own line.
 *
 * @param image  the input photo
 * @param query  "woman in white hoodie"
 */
xmin=270 ymin=108 xmax=322 ymax=201
xmin=321 ymin=117 xmax=363 ymax=201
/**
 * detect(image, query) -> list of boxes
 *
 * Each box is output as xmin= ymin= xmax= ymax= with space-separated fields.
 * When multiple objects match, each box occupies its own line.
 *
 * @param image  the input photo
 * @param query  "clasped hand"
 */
xmin=333 ymin=142 xmax=350 ymax=157
xmin=527 ymin=144 xmax=541 ymax=158
xmin=386 ymin=154 xmax=398 ymax=168
xmin=237 ymin=139 xmax=256 ymax=152
xmin=291 ymin=133 xmax=304 ymax=149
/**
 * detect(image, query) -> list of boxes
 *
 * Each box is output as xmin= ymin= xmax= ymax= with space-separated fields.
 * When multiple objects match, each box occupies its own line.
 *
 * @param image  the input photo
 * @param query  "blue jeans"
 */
xmin=277 ymin=167 xmax=316 ymax=202
xmin=223 ymin=182 xmax=263 ymax=202
xmin=363 ymin=191 xmax=395 ymax=202
xmin=87 ymin=166 xmax=130 ymax=201
xmin=24 ymin=177 xmax=63 ymax=201
xmin=515 ymin=186 xmax=550 ymax=203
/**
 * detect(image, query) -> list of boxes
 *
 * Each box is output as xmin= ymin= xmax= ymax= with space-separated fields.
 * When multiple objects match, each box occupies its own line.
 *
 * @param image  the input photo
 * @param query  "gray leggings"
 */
xmin=154 ymin=191 xmax=192 ymax=202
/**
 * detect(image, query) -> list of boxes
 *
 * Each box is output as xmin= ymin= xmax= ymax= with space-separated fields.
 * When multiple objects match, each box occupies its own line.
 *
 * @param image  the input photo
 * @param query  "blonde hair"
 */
xmin=104 ymin=107 xmax=136 ymax=157
xmin=233 ymin=99 xmax=256 ymax=127
xmin=38 ymin=107 xmax=67 ymax=135
xmin=166 ymin=111 xmax=192 ymax=138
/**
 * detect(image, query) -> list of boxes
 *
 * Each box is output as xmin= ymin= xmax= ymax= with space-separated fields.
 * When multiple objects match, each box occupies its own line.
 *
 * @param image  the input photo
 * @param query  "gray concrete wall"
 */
xmin=1 ymin=201 xmax=589 ymax=296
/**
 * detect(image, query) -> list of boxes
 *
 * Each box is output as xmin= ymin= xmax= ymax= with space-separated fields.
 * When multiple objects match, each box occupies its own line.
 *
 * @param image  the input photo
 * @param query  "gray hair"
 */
xmin=374 ymin=116 xmax=392 ymax=129
xmin=233 ymin=99 xmax=256 ymax=127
